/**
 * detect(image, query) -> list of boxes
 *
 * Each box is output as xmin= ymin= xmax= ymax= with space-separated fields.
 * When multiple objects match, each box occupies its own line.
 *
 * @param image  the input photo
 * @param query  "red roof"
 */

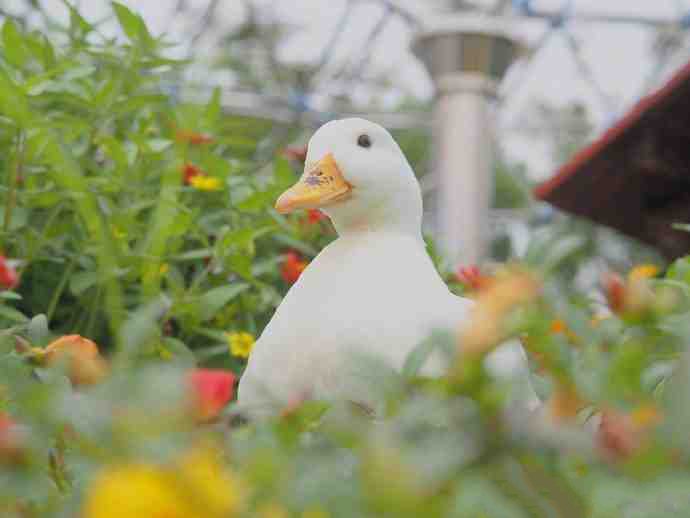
xmin=534 ymin=59 xmax=690 ymax=259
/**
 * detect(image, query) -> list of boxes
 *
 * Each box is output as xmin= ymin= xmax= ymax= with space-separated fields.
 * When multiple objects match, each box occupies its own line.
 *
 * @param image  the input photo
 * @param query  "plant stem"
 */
xmin=4 ymin=130 xmax=25 ymax=240
xmin=46 ymin=259 xmax=76 ymax=322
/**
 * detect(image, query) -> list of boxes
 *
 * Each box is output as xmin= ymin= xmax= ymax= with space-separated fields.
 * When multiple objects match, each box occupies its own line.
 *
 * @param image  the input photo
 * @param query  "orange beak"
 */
xmin=275 ymin=153 xmax=351 ymax=214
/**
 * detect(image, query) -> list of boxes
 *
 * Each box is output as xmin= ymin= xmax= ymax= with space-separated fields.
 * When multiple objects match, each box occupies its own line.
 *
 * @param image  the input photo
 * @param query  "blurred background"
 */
xmin=3 ymin=0 xmax=690 ymax=285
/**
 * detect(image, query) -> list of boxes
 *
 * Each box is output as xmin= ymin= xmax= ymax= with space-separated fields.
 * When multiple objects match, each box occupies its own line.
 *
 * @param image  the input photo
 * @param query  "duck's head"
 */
xmin=276 ymin=118 xmax=423 ymax=236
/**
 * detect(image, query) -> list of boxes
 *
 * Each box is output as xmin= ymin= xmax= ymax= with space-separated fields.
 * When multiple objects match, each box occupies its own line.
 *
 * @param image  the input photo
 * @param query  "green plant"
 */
xmin=3 ymin=5 xmax=690 ymax=518
xmin=0 ymin=3 xmax=335 ymax=369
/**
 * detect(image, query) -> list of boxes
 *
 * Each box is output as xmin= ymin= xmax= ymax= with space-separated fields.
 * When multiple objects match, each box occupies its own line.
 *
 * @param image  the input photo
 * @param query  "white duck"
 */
xmin=238 ymin=118 xmax=537 ymax=417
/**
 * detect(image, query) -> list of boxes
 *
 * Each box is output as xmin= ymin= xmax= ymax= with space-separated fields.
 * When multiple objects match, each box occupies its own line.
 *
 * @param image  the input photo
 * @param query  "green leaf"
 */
xmin=63 ymin=0 xmax=93 ymax=37
xmin=2 ymin=20 xmax=30 ymax=68
xmin=116 ymin=295 xmax=171 ymax=357
xmin=198 ymin=283 xmax=250 ymax=322
xmin=161 ymin=337 xmax=196 ymax=366
xmin=203 ymin=87 xmax=222 ymax=126
xmin=273 ymin=157 xmax=296 ymax=189
xmin=69 ymin=271 xmax=98 ymax=295
xmin=0 ymin=69 xmax=31 ymax=126
xmin=0 ymin=304 xmax=28 ymax=323
xmin=226 ymin=253 xmax=252 ymax=280
xmin=402 ymin=332 xmax=454 ymax=379
xmin=112 ymin=2 xmax=152 ymax=46
xmin=0 ymin=291 xmax=21 ymax=301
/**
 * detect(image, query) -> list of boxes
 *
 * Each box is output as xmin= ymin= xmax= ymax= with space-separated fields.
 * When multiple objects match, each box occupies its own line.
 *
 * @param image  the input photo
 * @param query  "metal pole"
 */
xmin=433 ymin=73 xmax=498 ymax=266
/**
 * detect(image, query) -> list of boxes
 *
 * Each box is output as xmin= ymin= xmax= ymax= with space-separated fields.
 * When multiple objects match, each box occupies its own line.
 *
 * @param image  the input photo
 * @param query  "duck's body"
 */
xmin=239 ymin=230 xmax=472 ymax=414
xmin=238 ymin=118 xmax=537 ymax=417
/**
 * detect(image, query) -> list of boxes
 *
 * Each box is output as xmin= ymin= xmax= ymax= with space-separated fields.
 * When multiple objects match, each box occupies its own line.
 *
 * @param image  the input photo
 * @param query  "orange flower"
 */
xmin=602 ymin=270 xmax=654 ymax=316
xmin=550 ymin=319 xmax=579 ymax=344
xmin=0 ymin=256 xmax=18 ymax=290
xmin=281 ymin=251 xmax=308 ymax=284
xmin=281 ymin=145 xmax=308 ymax=163
xmin=455 ymin=265 xmax=491 ymax=292
xmin=42 ymin=335 xmax=108 ymax=386
xmin=182 ymin=162 xmax=203 ymax=185
xmin=175 ymin=129 xmax=214 ymax=145
xmin=307 ymin=209 xmax=326 ymax=224
xmin=458 ymin=269 xmax=540 ymax=356
xmin=547 ymin=383 xmax=585 ymax=422
xmin=188 ymin=369 xmax=236 ymax=422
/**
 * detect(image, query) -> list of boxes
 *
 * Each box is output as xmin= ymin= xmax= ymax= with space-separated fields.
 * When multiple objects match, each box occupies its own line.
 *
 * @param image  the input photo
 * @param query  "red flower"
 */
xmin=175 ymin=129 xmax=214 ymax=145
xmin=455 ymin=265 xmax=490 ymax=292
xmin=188 ymin=369 xmax=236 ymax=422
xmin=0 ymin=413 xmax=25 ymax=465
xmin=0 ymin=256 xmax=18 ymax=290
xmin=281 ymin=251 xmax=308 ymax=284
xmin=602 ymin=273 xmax=626 ymax=314
xmin=281 ymin=146 xmax=308 ymax=163
xmin=597 ymin=410 xmax=639 ymax=462
xmin=182 ymin=163 xmax=203 ymax=185
xmin=307 ymin=209 xmax=326 ymax=224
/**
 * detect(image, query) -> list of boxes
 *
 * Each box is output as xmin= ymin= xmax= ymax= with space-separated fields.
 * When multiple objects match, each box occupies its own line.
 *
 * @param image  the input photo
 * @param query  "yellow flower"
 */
xmin=159 ymin=263 xmax=169 ymax=275
xmin=190 ymin=176 xmax=222 ymax=191
xmin=83 ymin=445 xmax=244 ymax=518
xmin=628 ymin=264 xmax=659 ymax=283
xmin=630 ymin=404 xmax=663 ymax=428
xmin=226 ymin=331 xmax=255 ymax=359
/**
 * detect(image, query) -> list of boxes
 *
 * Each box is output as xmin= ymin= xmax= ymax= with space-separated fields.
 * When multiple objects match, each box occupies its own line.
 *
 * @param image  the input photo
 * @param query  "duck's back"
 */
xmin=238 ymin=232 xmax=472 ymax=414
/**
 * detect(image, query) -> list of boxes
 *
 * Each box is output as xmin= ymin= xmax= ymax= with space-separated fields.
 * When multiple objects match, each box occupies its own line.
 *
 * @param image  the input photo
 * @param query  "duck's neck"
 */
xmin=325 ymin=184 xmax=424 ymax=240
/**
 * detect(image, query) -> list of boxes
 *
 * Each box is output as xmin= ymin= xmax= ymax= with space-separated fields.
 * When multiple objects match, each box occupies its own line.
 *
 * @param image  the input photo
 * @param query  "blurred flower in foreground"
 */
xmin=550 ymin=319 xmax=579 ymax=345
xmin=628 ymin=264 xmax=659 ymax=283
xmin=307 ymin=209 xmax=326 ymax=224
xmin=0 ymin=256 xmax=19 ymax=290
xmin=455 ymin=265 xmax=491 ymax=292
xmin=182 ymin=162 xmax=203 ymax=185
xmin=458 ymin=269 xmax=540 ymax=356
xmin=189 ymin=369 xmax=236 ymax=422
xmin=190 ymin=175 xmax=222 ymax=192
xmin=82 ymin=444 xmax=244 ymax=518
xmin=597 ymin=404 xmax=663 ymax=462
xmin=35 ymin=335 xmax=108 ymax=386
xmin=603 ymin=264 xmax=659 ymax=317
xmin=546 ymin=383 xmax=585 ymax=422
xmin=281 ymin=251 xmax=308 ymax=284
xmin=0 ymin=413 xmax=26 ymax=465
xmin=175 ymin=129 xmax=214 ymax=145
xmin=226 ymin=331 xmax=255 ymax=359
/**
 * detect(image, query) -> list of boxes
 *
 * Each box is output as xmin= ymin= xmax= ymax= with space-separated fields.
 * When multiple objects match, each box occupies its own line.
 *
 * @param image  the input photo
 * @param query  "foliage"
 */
xmin=2 ymin=5 xmax=690 ymax=518
xmin=0 ymin=4 xmax=336 ymax=367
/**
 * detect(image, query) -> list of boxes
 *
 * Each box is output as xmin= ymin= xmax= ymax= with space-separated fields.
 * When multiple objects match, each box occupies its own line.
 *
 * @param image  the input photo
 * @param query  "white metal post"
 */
xmin=414 ymin=15 xmax=520 ymax=268
xmin=433 ymin=73 xmax=497 ymax=266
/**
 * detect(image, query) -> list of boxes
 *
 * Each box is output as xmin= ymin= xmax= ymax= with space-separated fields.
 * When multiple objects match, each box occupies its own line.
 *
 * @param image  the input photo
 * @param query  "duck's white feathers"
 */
xmin=238 ymin=231 xmax=472 ymax=415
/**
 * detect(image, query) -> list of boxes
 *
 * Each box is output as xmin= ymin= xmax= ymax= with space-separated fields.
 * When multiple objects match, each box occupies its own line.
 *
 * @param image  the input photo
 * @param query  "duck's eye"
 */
xmin=357 ymin=134 xmax=372 ymax=149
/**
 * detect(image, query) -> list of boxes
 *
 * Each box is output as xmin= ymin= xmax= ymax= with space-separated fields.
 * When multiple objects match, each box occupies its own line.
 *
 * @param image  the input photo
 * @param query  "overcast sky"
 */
xmin=15 ymin=0 xmax=690 ymax=178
